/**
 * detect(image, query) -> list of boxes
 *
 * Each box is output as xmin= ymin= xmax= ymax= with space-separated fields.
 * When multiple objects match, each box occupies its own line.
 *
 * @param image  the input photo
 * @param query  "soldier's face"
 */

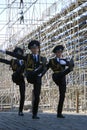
xmin=55 ymin=51 xmax=63 ymax=58
xmin=17 ymin=50 xmax=23 ymax=55
xmin=30 ymin=47 xmax=39 ymax=54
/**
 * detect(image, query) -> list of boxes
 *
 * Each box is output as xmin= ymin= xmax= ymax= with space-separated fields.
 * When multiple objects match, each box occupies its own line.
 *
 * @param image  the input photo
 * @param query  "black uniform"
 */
xmin=0 ymin=52 xmax=25 ymax=116
xmin=25 ymin=53 xmax=47 ymax=118
xmin=47 ymin=45 xmax=74 ymax=118
xmin=3 ymin=41 xmax=47 ymax=119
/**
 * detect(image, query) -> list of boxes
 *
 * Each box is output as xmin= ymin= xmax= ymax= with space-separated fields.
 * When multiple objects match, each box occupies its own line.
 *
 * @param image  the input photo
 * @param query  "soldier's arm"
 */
xmin=38 ymin=66 xmax=48 ymax=77
xmin=6 ymin=50 xmax=26 ymax=60
xmin=17 ymin=60 xmax=25 ymax=74
xmin=65 ymin=58 xmax=74 ymax=67
xmin=60 ymin=58 xmax=74 ymax=71
xmin=38 ymin=58 xmax=50 ymax=77
xmin=0 ymin=58 xmax=11 ymax=65
xmin=46 ymin=59 xmax=51 ymax=69
xmin=0 ymin=49 xmax=26 ymax=60
xmin=59 ymin=59 xmax=71 ymax=66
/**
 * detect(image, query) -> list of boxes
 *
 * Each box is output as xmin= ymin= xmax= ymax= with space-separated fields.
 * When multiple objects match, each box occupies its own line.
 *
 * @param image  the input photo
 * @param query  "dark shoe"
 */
xmin=69 ymin=58 xmax=74 ymax=71
xmin=57 ymin=114 xmax=65 ymax=118
xmin=32 ymin=115 xmax=40 ymax=119
xmin=18 ymin=112 xmax=24 ymax=116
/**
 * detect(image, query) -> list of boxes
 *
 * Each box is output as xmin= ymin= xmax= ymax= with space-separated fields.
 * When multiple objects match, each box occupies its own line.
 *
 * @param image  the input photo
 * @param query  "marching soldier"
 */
xmin=25 ymin=40 xmax=47 ymax=119
xmin=47 ymin=45 xmax=74 ymax=118
xmin=0 ymin=40 xmax=47 ymax=119
xmin=0 ymin=47 xmax=25 ymax=116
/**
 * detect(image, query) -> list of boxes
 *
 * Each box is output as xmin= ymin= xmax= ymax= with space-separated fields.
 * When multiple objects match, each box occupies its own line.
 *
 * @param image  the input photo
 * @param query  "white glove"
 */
xmin=38 ymin=73 xmax=42 ymax=77
xmin=59 ymin=59 xmax=67 ymax=65
xmin=19 ymin=60 xmax=24 ymax=66
xmin=0 ymin=49 xmax=6 ymax=54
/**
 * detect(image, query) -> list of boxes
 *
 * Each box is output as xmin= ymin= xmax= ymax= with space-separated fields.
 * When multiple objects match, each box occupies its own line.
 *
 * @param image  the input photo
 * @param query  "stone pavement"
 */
xmin=0 ymin=111 xmax=87 ymax=130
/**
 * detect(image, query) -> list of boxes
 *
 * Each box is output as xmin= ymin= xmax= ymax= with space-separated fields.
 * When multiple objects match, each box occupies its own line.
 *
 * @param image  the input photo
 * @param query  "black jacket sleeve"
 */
xmin=6 ymin=50 xmax=26 ymax=60
xmin=0 ymin=58 xmax=11 ymax=65
xmin=40 ymin=61 xmax=50 ymax=77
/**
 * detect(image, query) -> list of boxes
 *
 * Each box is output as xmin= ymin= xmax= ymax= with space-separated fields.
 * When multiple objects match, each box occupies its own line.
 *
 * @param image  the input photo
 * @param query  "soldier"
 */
xmin=0 ymin=40 xmax=47 ymax=119
xmin=0 ymin=47 xmax=25 ymax=116
xmin=47 ymin=45 xmax=74 ymax=118
xmin=19 ymin=0 xmax=24 ymax=8
xmin=20 ymin=10 xmax=24 ymax=24
xmin=25 ymin=40 xmax=47 ymax=119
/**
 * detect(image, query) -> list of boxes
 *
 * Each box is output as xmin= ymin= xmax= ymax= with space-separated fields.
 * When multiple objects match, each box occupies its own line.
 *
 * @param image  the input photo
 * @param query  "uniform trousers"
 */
xmin=32 ymin=76 xmax=41 ymax=116
xmin=52 ymin=68 xmax=71 ymax=115
xmin=19 ymin=79 xmax=25 ymax=113
xmin=26 ymin=71 xmax=41 ymax=116
xmin=12 ymin=74 xmax=25 ymax=113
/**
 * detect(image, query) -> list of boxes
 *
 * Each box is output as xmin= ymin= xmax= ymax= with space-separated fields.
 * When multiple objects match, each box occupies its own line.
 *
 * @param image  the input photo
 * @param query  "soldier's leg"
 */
xmin=54 ymin=67 xmax=72 ymax=78
xmin=59 ymin=58 xmax=74 ymax=77
xmin=57 ymin=77 xmax=66 ymax=118
xmin=62 ymin=68 xmax=71 ymax=76
xmin=52 ymin=74 xmax=66 ymax=118
xmin=19 ymin=80 xmax=25 ymax=116
xmin=32 ymin=76 xmax=41 ymax=119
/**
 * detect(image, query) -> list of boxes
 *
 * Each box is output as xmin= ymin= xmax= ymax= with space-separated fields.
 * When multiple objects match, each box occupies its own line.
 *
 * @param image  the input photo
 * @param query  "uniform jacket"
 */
xmin=47 ymin=57 xmax=70 ymax=73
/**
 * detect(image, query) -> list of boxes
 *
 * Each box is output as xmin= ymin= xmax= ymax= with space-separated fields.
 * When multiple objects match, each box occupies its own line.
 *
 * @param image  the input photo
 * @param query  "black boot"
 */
xmin=18 ymin=111 xmax=24 ymax=116
xmin=57 ymin=114 xmax=65 ymax=118
xmin=32 ymin=115 xmax=40 ymax=119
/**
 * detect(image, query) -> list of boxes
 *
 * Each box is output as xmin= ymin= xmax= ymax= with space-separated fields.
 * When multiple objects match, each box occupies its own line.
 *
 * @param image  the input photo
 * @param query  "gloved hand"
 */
xmin=0 ymin=49 xmax=6 ymax=54
xmin=38 ymin=73 xmax=42 ymax=77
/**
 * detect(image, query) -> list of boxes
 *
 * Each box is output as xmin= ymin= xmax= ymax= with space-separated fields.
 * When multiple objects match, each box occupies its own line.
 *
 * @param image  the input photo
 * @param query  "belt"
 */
xmin=13 ymin=70 xmax=16 ymax=72
xmin=54 ymin=71 xmax=60 ymax=73
xmin=27 ymin=68 xmax=34 ymax=71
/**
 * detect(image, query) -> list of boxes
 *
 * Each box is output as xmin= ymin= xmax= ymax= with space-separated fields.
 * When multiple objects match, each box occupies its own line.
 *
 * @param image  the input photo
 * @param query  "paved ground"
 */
xmin=0 ymin=111 xmax=87 ymax=130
